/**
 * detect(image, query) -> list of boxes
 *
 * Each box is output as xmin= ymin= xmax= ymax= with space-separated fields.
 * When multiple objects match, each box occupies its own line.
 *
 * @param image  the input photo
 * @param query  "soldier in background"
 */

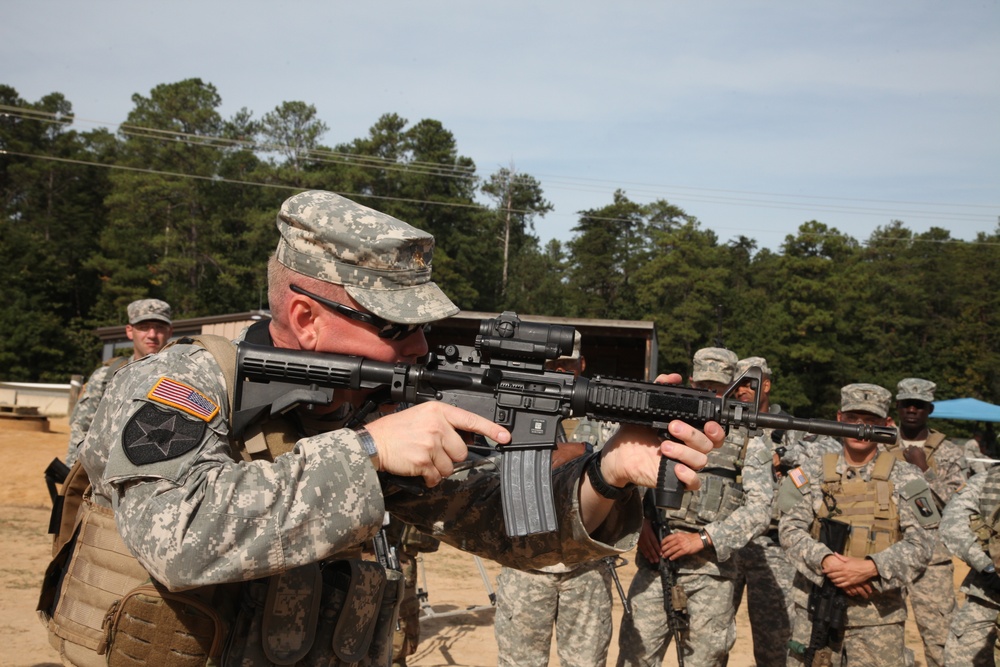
xmin=493 ymin=337 xmax=620 ymax=667
xmin=939 ymin=466 xmax=1000 ymax=666
xmin=617 ymin=347 xmax=773 ymax=667
xmin=884 ymin=378 xmax=966 ymax=667
xmin=65 ymin=298 xmax=172 ymax=466
xmin=779 ymin=383 xmax=936 ymax=666
xmin=963 ymin=431 xmax=992 ymax=476
xmin=731 ymin=356 xmax=798 ymax=666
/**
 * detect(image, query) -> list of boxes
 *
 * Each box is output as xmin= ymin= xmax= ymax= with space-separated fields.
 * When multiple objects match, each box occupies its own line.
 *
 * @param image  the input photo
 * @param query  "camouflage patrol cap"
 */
xmin=735 ymin=356 xmax=771 ymax=378
xmin=896 ymin=377 xmax=936 ymax=403
xmin=840 ymin=383 xmax=892 ymax=418
xmin=127 ymin=299 xmax=171 ymax=325
xmin=274 ymin=190 xmax=459 ymax=324
xmin=692 ymin=347 xmax=738 ymax=384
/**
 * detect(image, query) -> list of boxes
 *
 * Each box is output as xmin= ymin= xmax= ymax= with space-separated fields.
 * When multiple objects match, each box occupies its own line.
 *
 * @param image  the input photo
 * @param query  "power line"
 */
xmin=6 ymin=149 xmax=999 ymax=247
xmin=0 ymin=149 xmax=494 ymax=213
xmin=3 ymin=106 xmax=997 ymax=243
xmin=5 ymin=104 xmax=995 ymax=222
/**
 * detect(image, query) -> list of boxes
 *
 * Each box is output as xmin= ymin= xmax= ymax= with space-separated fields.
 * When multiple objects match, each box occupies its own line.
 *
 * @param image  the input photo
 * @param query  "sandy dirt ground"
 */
xmin=1 ymin=417 xmax=948 ymax=667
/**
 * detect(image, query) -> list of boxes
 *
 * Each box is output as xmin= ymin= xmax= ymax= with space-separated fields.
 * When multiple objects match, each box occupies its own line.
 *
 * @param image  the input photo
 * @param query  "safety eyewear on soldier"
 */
xmin=289 ymin=283 xmax=428 ymax=340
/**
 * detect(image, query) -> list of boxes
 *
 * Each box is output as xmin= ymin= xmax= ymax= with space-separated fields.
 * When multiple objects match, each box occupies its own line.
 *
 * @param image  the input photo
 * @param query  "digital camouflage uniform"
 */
xmin=939 ymin=467 xmax=1000 ymax=667
xmin=494 ymin=417 xmax=618 ymax=667
xmin=964 ymin=438 xmax=992 ymax=476
xmin=731 ymin=353 xmax=801 ymax=667
xmin=617 ymin=432 xmax=772 ymax=667
xmin=495 ymin=559 xmax=614 ymax=667
xmin=779 ymin=384 xmax=937 ymax=667
xmin=885 ymin=378 xmax=966 ymax=667
xmin=65 ymin=361 xmax=124 ymax=467
xmin=64 ymin=298 xmax=172 ymax=467
xmin=617 ymin=347 xmax=773 ymax=667
xmin=779 ymin=433 xmax=844 ymax=470
xmin=40 ymin=191 xmax=644 ymax=667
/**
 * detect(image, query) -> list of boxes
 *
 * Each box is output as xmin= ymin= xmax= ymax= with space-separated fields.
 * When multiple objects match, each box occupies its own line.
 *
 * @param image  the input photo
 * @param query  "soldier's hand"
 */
xmin=595 ymin=419 xmax=722 ymax=492
xmin=638 ymin=519 xmax=661 ymax=564
xmin=822 ymin=553 xmax=878 ymax=590
xmin=662 ymin=531 xmax=705 ymax=560
xmin=903 ymin=446 xmax=929 ymax=472
xmin=366 ymin=403 xmax=510 ymax=487
xmin=841 ymin=582 xmax=875 ymax=599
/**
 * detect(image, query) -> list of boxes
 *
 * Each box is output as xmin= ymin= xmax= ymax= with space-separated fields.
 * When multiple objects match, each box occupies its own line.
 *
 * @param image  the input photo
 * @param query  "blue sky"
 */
xmin=4 ymin=1 xmax=998 ymax=251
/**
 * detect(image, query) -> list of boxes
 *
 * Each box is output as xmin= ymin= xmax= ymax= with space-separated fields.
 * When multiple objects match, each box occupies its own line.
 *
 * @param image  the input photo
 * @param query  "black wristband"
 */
xmin=586 ymin=453 xmax=635 ymax=501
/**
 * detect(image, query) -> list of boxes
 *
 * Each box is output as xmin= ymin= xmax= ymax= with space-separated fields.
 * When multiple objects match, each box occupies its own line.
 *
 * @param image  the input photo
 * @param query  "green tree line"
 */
xmin=2 ymin=79 xmax=999 ymax=426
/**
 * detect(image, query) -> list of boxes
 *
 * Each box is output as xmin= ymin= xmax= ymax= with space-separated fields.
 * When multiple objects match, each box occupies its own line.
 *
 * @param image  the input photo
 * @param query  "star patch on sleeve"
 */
xmin=123 ymin=403 xmax=207 ymax=466
xmin=147 ymin=377 xmax=219 ymax=421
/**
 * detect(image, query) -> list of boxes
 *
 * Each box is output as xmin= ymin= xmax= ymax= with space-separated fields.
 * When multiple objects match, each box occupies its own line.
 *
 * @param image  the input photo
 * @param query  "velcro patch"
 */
xmin=123 ymin=403 xmax=206 ymax=466
xmin=789 ymin=466 xmax=809 ymax=488
xmin=148 ymin=377 xmax=219 ymax=422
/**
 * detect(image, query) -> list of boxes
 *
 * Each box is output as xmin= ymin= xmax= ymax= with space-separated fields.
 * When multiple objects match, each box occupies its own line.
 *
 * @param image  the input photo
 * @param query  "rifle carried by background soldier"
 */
xmin=652 ymin=500 xmax=689 ymax=666
xmin=791 ymin=517 xmax=852 ymax=666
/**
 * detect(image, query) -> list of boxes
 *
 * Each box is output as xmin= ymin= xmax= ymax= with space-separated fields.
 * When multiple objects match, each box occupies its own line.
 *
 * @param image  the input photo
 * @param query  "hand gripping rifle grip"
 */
xmin=582 ymin=376 xmax=712 ymax=511
xmin=655 ymin=455 xmax=685 ymax=510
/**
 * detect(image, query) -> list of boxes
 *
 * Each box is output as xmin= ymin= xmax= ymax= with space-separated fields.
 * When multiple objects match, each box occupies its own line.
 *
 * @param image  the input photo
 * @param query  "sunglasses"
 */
xmin=289 ymin=284 xmax=427 ymax=341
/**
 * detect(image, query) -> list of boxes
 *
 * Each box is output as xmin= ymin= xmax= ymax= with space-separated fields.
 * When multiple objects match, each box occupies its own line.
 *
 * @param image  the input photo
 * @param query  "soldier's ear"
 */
xmin=286 ymin=294 xmax=322 ymax=350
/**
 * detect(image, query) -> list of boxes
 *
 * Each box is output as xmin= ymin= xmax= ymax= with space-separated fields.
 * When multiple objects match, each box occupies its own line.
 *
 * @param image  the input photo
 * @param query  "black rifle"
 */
xmin=231 ymin=311 xmax=897 ymax=537
xmin=803 ymin=517 xmax=852 ymax=666
xmin=654 ymin=508 xmax=688 ymax=666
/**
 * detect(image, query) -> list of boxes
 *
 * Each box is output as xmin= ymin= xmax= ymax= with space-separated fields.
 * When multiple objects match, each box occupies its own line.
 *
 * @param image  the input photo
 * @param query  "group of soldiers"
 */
xmin=42 ymin=189 xmax=1000 ymax=667
xmin=588 ymin=347 xmax=996 ymax=667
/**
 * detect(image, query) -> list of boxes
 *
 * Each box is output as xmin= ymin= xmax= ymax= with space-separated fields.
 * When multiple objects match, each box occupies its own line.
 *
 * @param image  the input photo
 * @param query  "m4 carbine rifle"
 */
xmin=231 ymin=311 xmax=897 ymax=538
xmin=802 ymin=517 xmax=852 ymax=666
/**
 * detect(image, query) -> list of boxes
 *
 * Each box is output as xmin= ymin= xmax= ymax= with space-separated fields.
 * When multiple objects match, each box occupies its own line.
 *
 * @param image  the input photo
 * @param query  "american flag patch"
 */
xmin=147 ymin=377 xmax=219 ymax=422
xmin=789 ymin=466 xmax=809 ymax=488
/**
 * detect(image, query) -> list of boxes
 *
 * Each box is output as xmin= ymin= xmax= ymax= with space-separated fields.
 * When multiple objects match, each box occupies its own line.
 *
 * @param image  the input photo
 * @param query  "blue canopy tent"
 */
xmin=931 ymin=398 xmax=1000 ymax=422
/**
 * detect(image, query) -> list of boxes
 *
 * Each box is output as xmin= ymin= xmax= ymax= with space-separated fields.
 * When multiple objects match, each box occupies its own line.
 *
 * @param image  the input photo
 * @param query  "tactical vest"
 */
xmin=39 ymin=328 xmax=401 ymax=667
xmin=970 ymin=468 xmax=1000 ymax=570
xmin=661 ymin=427 xmax=749 ymax=530
xmin=813 ymin=452 xmax=901 ymax=558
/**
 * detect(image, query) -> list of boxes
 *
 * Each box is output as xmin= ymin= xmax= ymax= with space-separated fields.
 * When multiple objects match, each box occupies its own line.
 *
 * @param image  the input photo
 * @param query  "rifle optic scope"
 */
xmin=476 ymin=311 xmax=576 ymax=363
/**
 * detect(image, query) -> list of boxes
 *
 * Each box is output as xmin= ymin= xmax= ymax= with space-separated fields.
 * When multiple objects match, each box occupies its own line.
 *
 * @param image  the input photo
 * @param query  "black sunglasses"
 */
xmin=289 ymin=284 xmax=427 ymax=341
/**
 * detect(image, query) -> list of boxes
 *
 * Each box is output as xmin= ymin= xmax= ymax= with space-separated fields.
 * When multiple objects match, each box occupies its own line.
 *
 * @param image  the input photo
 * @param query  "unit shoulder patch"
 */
xmin=123 ymin=403 xmax=206 ymax=466
xmin=147 ymin=377 xmax=219 ymax=421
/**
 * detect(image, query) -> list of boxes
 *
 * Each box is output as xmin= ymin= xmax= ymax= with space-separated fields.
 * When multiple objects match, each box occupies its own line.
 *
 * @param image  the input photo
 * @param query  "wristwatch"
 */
xmin=586 ymin=453 xmax=635 ymax=501
xmin=698 ymin=528 xmax=711 ymax=549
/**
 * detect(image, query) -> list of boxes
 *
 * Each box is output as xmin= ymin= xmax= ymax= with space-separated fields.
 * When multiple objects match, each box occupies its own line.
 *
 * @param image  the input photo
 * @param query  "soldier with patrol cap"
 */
xmin=65 ymin=298 xmax=172 ymax=466
xmin=493 ymin=332 xmax=619 ymax=667
xmin=732 ymin=355 xmax=800 ymax=667
xmin=618 ymin=347 xmax=773 ymax=667
xmin=884 ymin=378 xmax=966 ymax=667
xmin=939 ymin=465 xmax=1000 ymax=666
xmin=40 ymin=190 xmax=720 ymax=667
xmin=779 ymin=383 xmax=937 ymax=667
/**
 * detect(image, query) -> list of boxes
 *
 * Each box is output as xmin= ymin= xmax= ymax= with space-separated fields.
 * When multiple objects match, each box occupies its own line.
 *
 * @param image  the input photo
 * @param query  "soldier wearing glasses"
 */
xmin=40 ymin=190 xmax=720 ymax=667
